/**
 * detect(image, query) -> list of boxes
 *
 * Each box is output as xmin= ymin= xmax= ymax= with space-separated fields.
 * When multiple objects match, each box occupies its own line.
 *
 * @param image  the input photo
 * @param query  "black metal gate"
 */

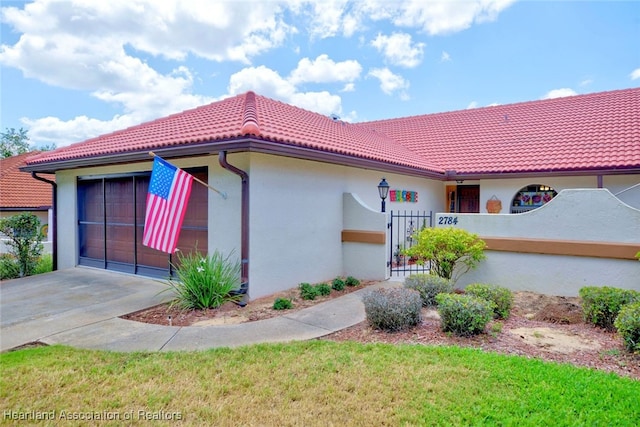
xmin=389 ymin=210 xmax=433 ymax=276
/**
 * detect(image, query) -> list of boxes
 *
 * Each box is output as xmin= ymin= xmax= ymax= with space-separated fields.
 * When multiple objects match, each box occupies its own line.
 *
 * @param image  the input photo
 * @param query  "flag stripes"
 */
xmin=142 ymin=157 xmax=193 ymax=253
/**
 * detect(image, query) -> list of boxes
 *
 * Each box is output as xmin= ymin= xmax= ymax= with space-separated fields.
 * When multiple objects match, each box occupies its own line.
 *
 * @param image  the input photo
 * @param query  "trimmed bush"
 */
xmin=403 ymin=274 xmax=453 ymax=307
xmin=614 ymin=302 xmax=640 ymax=353
xmin=299 ymin=283 xmax=319 ymax=300
xmin=273 ymin=298 xmax=294 ymax=310
xmin=579 ymin=286 xmax=640 ymax=330
xmin=362 ymin=287 xmax=422 ymax=332
xmin=331 ymin=277 xmax=346 ymax=291
xmin=316 ymin=283 xmax=332 ymax=296
xmin=465 ymin=283 xmax=514 ymax=319
xmin=435 ymin=293 xmax=494 ymax=337
xmin=345 ymin=276 xmax=360 ymax=287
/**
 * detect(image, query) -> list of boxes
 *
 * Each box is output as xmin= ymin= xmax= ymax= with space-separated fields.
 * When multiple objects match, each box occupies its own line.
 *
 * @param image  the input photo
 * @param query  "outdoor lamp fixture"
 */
xmin=378 ymin=178 xmax=390 ymax=212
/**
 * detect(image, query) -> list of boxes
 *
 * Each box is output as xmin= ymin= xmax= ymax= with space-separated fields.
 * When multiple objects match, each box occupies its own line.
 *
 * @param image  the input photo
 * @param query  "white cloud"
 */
xmin=368 ymin=67 xmax=410 ymax=98
xmin=371 ymin=32 xmax=425 ymax=68
xmin=227 ymin=65 xmax=343 ymax=116
xmin=0 ymin=0 xmax=297 ymax=146
xmin=631 ymin=68 xmax=640 ymax=80
xmin=579 ymin=78 xmax=593 ymax=87
xmin=441 ymin=51 xmax=451 ymax=62
xmin=354 ymin=0 xmax=516 ymax=36
xmin=22 ymin=115 xmax=139 ymax=148
xmin=0 ymin=0 xmax=516 ymax=147
xmin=467 ymin=101 xmax=478 ymax=109
xmin=288 ymin=54 xmax=362 ymax=85
xmin=541 ymin=88 xmax=578 ymax=99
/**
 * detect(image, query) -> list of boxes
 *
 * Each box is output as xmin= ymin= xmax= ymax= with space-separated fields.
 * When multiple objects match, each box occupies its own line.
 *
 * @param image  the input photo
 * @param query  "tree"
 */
xmin=0 ymin=127 xmax=30 ymax=158
xmin=403 ymin=227 xmax=486 ymax=284
xmin=0 ymin=213 xmax=44 ymax=277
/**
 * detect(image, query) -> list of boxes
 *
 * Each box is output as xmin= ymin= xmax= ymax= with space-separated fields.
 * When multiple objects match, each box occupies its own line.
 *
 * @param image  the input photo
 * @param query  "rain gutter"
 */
xmin=218 ymin=151 xmax=249 ymax=305
xmin=30 ymin=172 xmax=57 ymax=271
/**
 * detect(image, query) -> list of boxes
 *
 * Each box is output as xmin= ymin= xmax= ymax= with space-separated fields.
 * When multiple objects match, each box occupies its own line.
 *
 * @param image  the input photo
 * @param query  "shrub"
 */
xmin=465 ymin=283 xmax=514 ymax=319
xmin=614 ymin=302 xmax=640 ymax=353
xmin=34 ymin=254 xmax=53 ymax=275
xmin=362 ymin=287 xmax=422 ymax=332
xmin=345 ymin=276 xmax=360 ymax=287
xmin=273 ymin=298 xmax=294 ymax=310
xmin=316 ymin=283 xmax=332 ymax=296
xmin=331 ymin=277 xmax=345 ymax=291
xmin=0 ymin=213 xmax=44 ymax=277
xmin=579 ymin=286 xmax=640 ymax=331
xmin=402 ymin=227 xmax=486 ymax=284
xmin=435 ymin=293 xmax=494 ymax=337
xmin=0 ymin=254 xmax=20 ymax=280
xmin=403 ymin=274 xmax=453 ymax=307
xmin=165 ymin=249 xmax=242 ymax=310
xmin=299 ymin=283 xmax=319 ymax=300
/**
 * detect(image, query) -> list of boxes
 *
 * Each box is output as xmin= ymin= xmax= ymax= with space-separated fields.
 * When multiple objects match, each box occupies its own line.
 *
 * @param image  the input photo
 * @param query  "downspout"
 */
xmin=31 ymin=172 xmax=57 ymax=271
xmin=219 ymin=151 xmax=249 ymax=305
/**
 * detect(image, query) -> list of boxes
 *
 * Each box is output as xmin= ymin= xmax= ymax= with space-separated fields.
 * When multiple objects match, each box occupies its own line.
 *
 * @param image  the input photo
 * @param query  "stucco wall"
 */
xmin=52 ymin=152 xmax=444 ymax=300
xmin=435 ymin=189 xmax=640 ymax=296
xmin=245 ymin=153 xmax=444 ymax=299
xmin=342 ymin=193 xmax=388 ymax=280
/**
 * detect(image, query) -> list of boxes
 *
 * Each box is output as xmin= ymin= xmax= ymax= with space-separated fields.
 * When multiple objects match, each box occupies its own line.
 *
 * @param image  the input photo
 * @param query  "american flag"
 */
xmin=142 ymin=156 xmax=194 ymax=253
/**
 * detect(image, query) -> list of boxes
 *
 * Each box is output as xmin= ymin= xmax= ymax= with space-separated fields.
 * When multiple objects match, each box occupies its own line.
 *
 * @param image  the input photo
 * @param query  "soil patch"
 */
xmin=122 ymin=285 xmax=639 ymax=380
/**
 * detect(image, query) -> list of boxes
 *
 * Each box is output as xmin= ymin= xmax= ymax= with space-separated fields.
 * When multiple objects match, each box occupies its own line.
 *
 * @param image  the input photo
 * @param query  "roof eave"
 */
xmin=18 ymin=137 xmax=446 ymax=179
xmin=447 ymin=167 xmax=640 ymax=181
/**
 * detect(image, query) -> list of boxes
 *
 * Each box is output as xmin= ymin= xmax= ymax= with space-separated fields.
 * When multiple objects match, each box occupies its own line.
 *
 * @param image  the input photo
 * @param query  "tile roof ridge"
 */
xmin=240 ymin=91 xmax=260 ymax=136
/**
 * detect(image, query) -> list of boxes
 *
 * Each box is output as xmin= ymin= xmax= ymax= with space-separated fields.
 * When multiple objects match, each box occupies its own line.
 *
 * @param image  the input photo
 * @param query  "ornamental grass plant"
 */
xmin=165 ymin=249 xmax=242 ymax=310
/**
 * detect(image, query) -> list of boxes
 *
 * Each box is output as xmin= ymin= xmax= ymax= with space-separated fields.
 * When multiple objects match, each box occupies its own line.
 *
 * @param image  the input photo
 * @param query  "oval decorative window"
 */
xmin=510 ymin=184 xmax=557 ymax=214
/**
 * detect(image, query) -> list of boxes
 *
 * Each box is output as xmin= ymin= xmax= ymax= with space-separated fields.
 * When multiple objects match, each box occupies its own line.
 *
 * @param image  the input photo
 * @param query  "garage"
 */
xmin=76 ymin=168 xmax=208 ymax=277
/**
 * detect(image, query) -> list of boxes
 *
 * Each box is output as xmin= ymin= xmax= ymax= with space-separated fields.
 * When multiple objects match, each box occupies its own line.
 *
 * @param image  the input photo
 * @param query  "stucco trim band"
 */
xmin=482 ymin=237 xmax=639 ymax=260
xmin=341 ymin=230 xmax=386 ymax=244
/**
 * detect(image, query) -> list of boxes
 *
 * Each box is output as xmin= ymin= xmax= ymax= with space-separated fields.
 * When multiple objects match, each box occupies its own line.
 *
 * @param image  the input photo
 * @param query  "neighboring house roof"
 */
xmin=0 ymin=151 xmax=54 ymax=210
xmin=22 ymin=87 xmax=640 ymax=179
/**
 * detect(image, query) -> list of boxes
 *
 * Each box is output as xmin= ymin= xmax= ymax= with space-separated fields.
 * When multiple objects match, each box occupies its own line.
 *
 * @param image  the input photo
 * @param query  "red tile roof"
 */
xmin=25 ymin=92 xmax=442 ymax=174
xmin=0 ymin=151 xmax=54 ymax=209
xmin=362 ymin=88 xmax=640 ymax=175
xmin=23 ymin=88 xmax=640 ymax=177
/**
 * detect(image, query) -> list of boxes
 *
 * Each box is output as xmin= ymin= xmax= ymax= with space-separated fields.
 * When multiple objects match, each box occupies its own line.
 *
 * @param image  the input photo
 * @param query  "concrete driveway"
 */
xmin=0 ymin=268 xmax=169 ymax=352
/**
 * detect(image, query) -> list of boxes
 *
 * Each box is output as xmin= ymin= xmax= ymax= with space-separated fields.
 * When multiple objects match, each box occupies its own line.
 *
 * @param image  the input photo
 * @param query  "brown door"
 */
xmin=457 ymin=185 xmax=480 ymax=213
xmin=78 ymin=169 xmax=208 ymax=277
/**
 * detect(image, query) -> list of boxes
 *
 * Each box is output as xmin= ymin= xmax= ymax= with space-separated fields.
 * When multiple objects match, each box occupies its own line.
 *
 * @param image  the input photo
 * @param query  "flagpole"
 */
xmin=149 ymin=151 xmax=227 ymax=199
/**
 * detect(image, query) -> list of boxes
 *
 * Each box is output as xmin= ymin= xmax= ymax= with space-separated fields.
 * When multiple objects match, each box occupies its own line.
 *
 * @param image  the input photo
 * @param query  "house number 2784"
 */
xmin=438 ymin=216 xmax=458 ymax=225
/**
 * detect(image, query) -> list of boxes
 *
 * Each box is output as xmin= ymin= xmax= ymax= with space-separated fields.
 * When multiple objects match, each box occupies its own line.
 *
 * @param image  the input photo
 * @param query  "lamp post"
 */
xmin=378 ymin=178 xmax=390 ymax=212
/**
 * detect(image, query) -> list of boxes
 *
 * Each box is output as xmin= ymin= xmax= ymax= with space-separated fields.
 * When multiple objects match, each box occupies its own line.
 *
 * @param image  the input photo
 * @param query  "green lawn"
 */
xmin=1 ymin=341 xmax=638 ymax=426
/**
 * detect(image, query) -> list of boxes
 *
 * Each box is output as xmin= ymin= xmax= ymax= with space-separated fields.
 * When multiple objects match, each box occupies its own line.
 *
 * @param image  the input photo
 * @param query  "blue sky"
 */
xmin=1 ymin=0 xmax=639 ymax=149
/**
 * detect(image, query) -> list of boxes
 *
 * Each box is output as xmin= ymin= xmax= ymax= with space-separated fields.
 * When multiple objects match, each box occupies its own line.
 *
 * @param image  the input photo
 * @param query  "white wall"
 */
xmin=342 ymin=193 xmax=387 ymax=280
xmin=245 ymin=153 xmax=444 ymax=299
xmin=435 ymin=189 xmax=640 ymax=296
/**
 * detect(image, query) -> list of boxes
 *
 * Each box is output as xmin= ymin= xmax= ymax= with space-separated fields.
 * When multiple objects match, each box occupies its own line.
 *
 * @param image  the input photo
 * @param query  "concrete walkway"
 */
xmin=1 ymin=268 xmax=400 ymax=352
